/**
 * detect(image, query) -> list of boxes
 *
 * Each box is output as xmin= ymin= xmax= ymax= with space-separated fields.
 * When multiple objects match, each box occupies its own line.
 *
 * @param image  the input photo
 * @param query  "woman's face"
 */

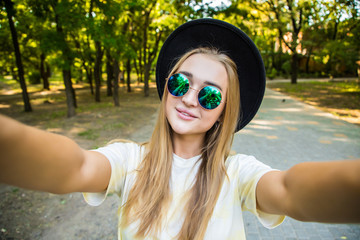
xmin=165 ymin=53 xmax=228 ymax=137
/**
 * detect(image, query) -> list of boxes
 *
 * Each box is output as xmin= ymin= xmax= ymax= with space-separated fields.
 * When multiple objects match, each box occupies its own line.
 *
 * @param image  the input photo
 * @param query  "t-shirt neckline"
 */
xmin=173 ymin=153 xmax=201 ymax=168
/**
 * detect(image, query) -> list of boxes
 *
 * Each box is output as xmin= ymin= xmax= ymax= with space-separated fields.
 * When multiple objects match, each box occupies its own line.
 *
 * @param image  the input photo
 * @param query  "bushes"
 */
xmin=267 ymin=68 xmax=278 ymax=80
xmin=28 ymin=71 xmax=41 ymax=84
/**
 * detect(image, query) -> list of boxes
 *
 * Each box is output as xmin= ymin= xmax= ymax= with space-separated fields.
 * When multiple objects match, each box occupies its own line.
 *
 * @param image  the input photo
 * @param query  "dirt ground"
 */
xmin=0 ymin=83 xmax=159 ymax=240
xmin=1 ymin=79 xmax=359 ymax=239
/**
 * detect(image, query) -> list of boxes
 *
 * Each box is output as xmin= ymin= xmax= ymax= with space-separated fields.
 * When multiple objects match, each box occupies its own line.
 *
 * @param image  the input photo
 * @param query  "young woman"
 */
xmin=0 ymin=19 xmax=359 ymax=240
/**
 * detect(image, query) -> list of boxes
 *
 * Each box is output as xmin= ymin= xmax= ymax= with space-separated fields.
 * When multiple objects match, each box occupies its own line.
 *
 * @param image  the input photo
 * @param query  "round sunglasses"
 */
xmin=167 ymin=73 xmax=224 ymax=110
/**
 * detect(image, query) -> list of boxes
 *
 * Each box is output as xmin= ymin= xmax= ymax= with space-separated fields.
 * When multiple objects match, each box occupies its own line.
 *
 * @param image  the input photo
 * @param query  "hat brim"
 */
xmin=156 ymin=18 xmax=265 ymax=132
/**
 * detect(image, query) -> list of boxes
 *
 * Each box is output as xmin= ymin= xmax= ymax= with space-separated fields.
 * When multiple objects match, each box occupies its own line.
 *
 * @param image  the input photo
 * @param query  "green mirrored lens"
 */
xmin=167 ymin=73 xmax=189 ymax=97
xmin=198 ymin=86 xmax=222 ymax=109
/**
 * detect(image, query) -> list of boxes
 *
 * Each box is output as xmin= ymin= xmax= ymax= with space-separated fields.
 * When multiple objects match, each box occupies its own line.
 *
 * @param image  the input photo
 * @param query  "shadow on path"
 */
xmin=1 ymin=88 xmax=359 ymax=240
xmin=233 ymin=88 xmax=360 ymax=240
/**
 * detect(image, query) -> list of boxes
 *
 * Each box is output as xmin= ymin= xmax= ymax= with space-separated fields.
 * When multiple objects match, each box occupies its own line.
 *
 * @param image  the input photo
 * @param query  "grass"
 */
xmin=0 ymin=75 xmax=160 ymax=149
xmin=0 ymin=75 xmax=65 ymax=94
xmin=267 ymin=80 xmax=360 ymax=125
xmin=1 ymin=75 xmax=359 ymax=149
xmin=78 ymin=129 xmax=99 ymax=140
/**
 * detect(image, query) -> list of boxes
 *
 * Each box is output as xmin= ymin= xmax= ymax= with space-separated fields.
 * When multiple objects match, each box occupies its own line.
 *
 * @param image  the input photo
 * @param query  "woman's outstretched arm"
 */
xmin=0 ymin=114 xmax=111 ymax=194
xmin=256 ymin=159 xmax=360 ymax=223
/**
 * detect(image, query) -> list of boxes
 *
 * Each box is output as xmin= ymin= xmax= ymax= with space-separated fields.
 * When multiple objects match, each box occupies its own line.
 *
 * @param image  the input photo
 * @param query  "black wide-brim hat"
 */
xmin=156 ymin=18 xmax=265 ymax=132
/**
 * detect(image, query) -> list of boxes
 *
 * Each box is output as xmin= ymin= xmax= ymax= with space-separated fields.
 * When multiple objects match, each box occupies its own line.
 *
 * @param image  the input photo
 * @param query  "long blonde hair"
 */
xmin=121 ymin=47 xmax=240 ymax=239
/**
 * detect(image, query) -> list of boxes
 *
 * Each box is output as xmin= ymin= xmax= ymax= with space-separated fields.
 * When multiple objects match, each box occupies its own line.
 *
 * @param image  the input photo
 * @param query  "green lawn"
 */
xmin=267 ymin=80 xmax=360 ymax=125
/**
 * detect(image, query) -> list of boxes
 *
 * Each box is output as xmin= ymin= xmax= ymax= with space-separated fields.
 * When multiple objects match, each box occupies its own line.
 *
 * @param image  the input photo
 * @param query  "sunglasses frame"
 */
xmin=166 ymin=73 xmax=224 ymax=110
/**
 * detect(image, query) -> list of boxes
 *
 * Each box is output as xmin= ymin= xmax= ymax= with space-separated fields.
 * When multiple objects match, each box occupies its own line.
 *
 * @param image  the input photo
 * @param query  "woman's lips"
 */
xmin=176 ymin=108 xmax=197 ymax=120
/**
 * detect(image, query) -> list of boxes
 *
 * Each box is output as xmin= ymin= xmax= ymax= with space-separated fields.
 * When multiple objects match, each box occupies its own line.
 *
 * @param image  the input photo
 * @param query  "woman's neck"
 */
xmin=172 ymin=132 xmax=204 ymax=159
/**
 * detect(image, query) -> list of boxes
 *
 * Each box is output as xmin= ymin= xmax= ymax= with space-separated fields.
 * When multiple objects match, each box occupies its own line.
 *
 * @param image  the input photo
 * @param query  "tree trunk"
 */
xmin=83 ymin=62 xmax=94 ymax=95
xmin=142 ymin=12 xmax=149 ymax=96
xmin=141 ymin=4 xmax=161 ymax=96
xmin=88 ymin=68 xmax=94 ymax=95
xmin=52 ymin=1 xmax=76 ymax=116
xmin=276 ymin=36 xmax=283 ymax=72
xmin=40 ymin=53 xmax=50 ymax=90
xmin=291 ymin=53 xmax=298 ymax=84
xmin=5 ymin=0 xmax=32 ymax=112
xmin=78 ymin=68 xmax=83 ymax=83
xmin=126 ymin=59 xmax=131 ymax=92
xmin=11 ymin=66 xmax=17 ymax=81
xmin=63 ymin=69 xmax=76 ymax=117
xmin=305 ymin=47 xmax=313 ymax=75
xmin=144 ymin=63 xmax=151 ymax=97
xmin=113 ymin=59 xmax=120 ymax=107
xmin=143 ymin=66 xmax=150 ymax=97
xmin=71 ymin=74 xmax=77 ymax=108
xmin=138 ymin=49 xmax=144 ymax=83
xmin=133 ymin=58 xmax=141 ymax=84
xmin=46 ymin=64 xmax=51 ymax=79
xmin=106 ymin=50 xmax=113 ymax=97
xmin=94 ymin=41 xmax=103 ymax=102
xmin=120 ymin=70 xmax=125 ymax=84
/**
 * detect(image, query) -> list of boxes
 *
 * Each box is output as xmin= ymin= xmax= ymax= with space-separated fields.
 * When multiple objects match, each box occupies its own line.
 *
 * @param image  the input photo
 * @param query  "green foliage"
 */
xmin=50 ymin=110 xmax=66 ymax=119
xmin=103 ymin=122 xmax=125 ymax=131
xmin=282 ymin=60 xmax=291 ymax=76
xmin=1 ymin=0 xmax=359 ymax=113
xmin=267 ymin=68 xmax=278 ymax=80
xmin=271 ymin=81 xmax=360 ymax=94
xmin=28 ymin=71 xmax=41 ymax=84
xmin=78 ymin=129 xmax=99 ymax=140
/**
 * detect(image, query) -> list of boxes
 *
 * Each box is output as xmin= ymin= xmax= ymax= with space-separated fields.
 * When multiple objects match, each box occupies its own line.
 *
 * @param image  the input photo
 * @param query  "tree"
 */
xmin=257 ymin=0 xmax=313 ymax=83
xmin=105 ymin=49 xmax=113 ymax=97
xmin=227 ymin=0 xmax=315 ymax=83
xmin=298 ymin=0 xmax=360 ymax=77
xmin=40 ymin=53 xmax=50 ymax=90
xmin=19 ymin=1 xmax=51 ymax=90
xmin=112 ymin=58 xmax=120 ymax=107
xmin=0 ymin=7 xmax=14 ymax=78
xmin=141 ymin=1 xmax=161 ymax=97
xmin=71 ymin=1 xmax=95 ymax=95
xmin=93 ymin=40 xmax=103 ymax=102
xmin=96 ymin=0 xmax=127 ymax=102
xmin=87 ymin=0 xmax=112 ymax=102
xmin=131 ymin=0 xmax=196 ymax=97
xmin=320 ymin=0 xmax=360 ymax=77
xmin=28 ymin=0 xmax=81 ymax=117
xmin=50 ymin=0 xmax=78 ymax=116
xmin=2 ymin=0 xmax=32 ymax=111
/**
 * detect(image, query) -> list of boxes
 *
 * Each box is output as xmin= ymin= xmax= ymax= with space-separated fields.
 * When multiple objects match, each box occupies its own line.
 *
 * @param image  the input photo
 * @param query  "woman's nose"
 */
xmin=182 ymin=88 xmax=198 ymax=107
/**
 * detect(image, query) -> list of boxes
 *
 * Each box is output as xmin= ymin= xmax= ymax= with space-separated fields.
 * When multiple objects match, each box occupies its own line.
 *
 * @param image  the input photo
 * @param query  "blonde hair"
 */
xmin=121 ymin=47 xmax=240 ymax=239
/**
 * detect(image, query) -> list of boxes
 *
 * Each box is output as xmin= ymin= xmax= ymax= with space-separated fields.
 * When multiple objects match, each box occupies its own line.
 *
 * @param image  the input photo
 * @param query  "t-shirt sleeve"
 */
xmin=236 ymin=155 xmax=285 ymax=229
xmin=82 ymin=142 xmax=141 ymax=206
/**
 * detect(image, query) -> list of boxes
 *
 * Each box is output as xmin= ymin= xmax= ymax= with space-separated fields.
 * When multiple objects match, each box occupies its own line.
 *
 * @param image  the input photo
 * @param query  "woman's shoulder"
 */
xmin=226 ymin=153 xmax=271 ymax=173
xmin=104 ymin=139 xmax=142 ymax=150
xmin=93 ymin=139 xmax=145 ymax=160
xmin=226 ymin=153 xmax=258 ymax=166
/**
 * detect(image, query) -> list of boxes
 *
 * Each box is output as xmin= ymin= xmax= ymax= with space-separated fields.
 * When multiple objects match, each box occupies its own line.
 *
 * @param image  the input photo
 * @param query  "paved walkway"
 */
xmin=232 ymin=88 xmax=360 ymax=240
xmin=5 ymin=87 xmax=358 ymax=240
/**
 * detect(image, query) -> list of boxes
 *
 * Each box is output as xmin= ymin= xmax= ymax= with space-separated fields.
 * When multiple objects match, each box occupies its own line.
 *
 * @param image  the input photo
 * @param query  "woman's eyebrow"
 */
xmin=204 ymin=81 xmax=223 ymax=91
xmin=178 ymin=71 xmax=223 ymax=91
xmin=178 ymin=71 xmax=193 ymax=78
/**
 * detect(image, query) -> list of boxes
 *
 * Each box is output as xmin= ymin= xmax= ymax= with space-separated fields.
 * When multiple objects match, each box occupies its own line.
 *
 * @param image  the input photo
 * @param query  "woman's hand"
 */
xmin=256 ymin=159 xmax=360 ymax=223
xmin=0 ymin=114 xmax=111 ymax=194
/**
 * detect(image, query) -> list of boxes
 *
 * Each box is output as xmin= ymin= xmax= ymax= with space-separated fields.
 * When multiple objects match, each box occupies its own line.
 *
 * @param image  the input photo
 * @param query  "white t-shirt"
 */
xmin=83 ymin=142 xmax=284 ymax=239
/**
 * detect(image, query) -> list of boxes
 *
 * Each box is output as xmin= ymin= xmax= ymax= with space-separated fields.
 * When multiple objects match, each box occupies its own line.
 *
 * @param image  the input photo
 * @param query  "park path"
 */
xmin=233 ymin=88 xmax=360 ymax=240
xmin=3 ymin=87 xmax=358 ymax=240
xmin=103 ymin=87 xmax=360 ymax=240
